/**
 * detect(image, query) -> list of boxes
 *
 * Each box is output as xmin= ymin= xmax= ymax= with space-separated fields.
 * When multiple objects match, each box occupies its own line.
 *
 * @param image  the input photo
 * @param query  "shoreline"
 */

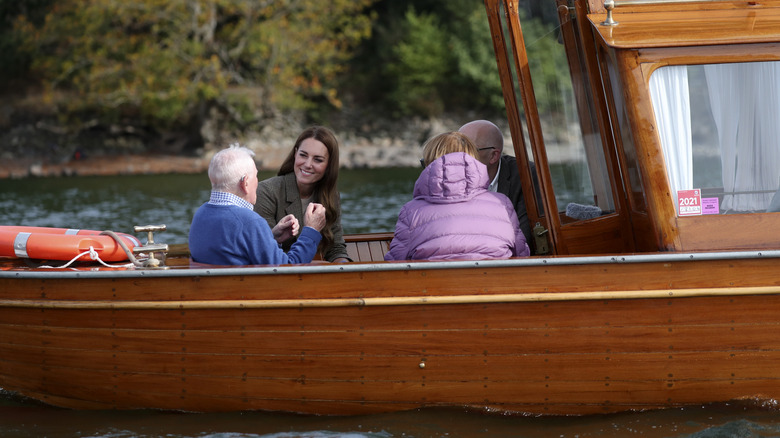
xmin=0 ymin=144 xmax=426 ymax=179
xmin=0 ymin=154 xmax=211 ymax=179
xmin=0 ymin=134 xmax=434 ymax=179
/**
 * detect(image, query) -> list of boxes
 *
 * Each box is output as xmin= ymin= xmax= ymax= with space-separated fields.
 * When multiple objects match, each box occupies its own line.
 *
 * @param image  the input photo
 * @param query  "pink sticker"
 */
xmin=701 ymin=197 xmax=719 ymax=215
xmin=678 ymin=189 xmax=702 ymax=216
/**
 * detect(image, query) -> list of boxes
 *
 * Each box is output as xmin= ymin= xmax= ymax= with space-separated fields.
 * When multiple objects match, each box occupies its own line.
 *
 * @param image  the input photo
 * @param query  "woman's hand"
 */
xmin=304 ymin=203 xmax=327 ymax=232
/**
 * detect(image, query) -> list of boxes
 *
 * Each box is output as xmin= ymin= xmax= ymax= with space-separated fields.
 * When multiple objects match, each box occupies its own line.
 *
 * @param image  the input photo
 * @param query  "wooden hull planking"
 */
xmin=2 ymin=253 xmax=780 ymax=415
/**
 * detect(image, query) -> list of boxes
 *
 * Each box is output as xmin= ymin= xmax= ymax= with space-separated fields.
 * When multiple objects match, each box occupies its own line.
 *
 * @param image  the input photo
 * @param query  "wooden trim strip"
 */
xmin=2 ymin=285 xmax=780 ymax=310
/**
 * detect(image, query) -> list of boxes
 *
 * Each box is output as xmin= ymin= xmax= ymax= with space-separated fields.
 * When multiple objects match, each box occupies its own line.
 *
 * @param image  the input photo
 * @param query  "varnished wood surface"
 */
xmin=2 ymin=250 xmax=780 ymax=414
xmin=677 ymin=213 xmax=780 ymax=251
xmin=611 ymin=46 xmax=683 ymax=250
xmin=3 ymin=284 xmax=780 ymax=414
xmin=556 ymin=214 xmax=632 ymax=254
xmin=3 ymin=253 xmax=780 ymax=301
xmin=590 ymin=5 xmax=780 ymax=48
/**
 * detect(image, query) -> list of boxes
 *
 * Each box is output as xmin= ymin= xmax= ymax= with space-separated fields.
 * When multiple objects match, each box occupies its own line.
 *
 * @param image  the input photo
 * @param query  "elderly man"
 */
xmin=458 ymin=120 xmax=536 ymax=253
xmin=189 ymin=144 xmax=326 ymax=265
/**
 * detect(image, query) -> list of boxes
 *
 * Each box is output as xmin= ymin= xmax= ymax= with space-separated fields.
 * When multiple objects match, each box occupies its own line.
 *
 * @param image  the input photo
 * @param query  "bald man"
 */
xmin=459 ymin=120 xmax=537 ymax=254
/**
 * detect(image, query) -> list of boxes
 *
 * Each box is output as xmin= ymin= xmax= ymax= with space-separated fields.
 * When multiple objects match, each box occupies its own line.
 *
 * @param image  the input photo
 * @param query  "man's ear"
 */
xmin=238 ymin=176 xmax=249 ymax=195
xmin=489 ymin=149 xmax=501 ymax=165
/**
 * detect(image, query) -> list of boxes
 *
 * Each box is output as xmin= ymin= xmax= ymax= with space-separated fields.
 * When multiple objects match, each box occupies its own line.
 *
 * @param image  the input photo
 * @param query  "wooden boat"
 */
xmin=3 ymin=0 xmax=780 ymax=415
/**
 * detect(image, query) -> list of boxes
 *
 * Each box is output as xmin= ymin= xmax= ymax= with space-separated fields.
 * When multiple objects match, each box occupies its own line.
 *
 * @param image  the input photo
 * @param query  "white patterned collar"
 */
xmin=208 ymin=191 xmax=253 ymax=211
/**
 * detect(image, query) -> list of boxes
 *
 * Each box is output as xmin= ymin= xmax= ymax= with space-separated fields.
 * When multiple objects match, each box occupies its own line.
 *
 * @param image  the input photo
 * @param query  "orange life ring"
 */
xmin=0 ymin=226 xmax=141 ymax=262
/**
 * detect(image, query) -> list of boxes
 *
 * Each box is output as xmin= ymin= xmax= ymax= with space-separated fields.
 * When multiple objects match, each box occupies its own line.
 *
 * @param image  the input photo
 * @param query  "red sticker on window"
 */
xmin=678 ymin=189 xmax=702 ymax=216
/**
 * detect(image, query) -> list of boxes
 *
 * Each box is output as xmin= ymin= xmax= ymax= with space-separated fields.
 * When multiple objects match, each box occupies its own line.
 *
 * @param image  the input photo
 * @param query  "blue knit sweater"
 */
xmin=189 ymin=202 xmax=322 ymax=265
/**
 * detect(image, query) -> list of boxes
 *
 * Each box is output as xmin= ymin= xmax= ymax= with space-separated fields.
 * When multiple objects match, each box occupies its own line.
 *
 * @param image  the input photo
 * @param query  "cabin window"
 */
xmin=603 ymin=48 xmax=646 ymax=213
xmin=497 ymin=1 xmax=537 ymax=197
xmin=650 ymin=62 xmax=780 ymax=215
xmin=512 ymin=1 xmax=615 ymax=222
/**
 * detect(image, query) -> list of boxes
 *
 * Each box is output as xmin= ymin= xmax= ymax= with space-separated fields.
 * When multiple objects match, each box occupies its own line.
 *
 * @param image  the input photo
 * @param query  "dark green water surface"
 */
xmin=0 ymin=168 xmax=421 ymax=244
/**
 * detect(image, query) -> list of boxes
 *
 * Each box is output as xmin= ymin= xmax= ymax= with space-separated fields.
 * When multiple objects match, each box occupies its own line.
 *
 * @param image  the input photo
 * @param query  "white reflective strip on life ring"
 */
xmin=126 ymin=235 xmax=141 ymax=247
xmin=65 ymin=229 xmax=80 ymax=235
xmin=13 ymin=232 xmax=32 ymax=258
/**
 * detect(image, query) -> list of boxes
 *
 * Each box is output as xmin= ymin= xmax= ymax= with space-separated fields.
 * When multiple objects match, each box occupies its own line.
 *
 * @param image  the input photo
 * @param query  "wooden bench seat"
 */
xmin=171 ymin=233 xmax=395 ymax=264
xmin=343 ymin=232 xmax=393 ymax=263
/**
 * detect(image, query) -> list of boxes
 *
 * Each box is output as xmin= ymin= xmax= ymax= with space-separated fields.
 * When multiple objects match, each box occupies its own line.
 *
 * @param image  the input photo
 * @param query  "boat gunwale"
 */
xmin=1 ymin=249 xmax=779 ymax=279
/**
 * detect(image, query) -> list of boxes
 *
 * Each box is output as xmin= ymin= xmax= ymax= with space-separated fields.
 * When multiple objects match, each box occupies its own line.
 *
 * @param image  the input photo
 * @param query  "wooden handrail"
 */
xmin=3 ymin=285 xmax=780 ymax=310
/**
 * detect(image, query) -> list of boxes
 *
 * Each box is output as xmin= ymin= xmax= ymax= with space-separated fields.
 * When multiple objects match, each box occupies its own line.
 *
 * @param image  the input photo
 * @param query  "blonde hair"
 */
xmin=422 ymin=132 xmax=480 ymax=167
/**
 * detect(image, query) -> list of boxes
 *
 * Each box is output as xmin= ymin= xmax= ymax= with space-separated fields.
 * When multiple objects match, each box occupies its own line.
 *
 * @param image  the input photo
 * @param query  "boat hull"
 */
xmin=2 ymin=252 xmax=780 ymax=415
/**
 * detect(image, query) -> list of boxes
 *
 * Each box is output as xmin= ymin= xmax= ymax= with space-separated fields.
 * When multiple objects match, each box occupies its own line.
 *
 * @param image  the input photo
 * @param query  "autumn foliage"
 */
xmin=9 ymin=0 xmax=375 ymax=133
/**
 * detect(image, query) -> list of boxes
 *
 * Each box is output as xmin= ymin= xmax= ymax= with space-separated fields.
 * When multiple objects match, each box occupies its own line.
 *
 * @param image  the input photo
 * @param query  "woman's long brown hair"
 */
xmin=278 ymin=126 xmax=341 ymax=255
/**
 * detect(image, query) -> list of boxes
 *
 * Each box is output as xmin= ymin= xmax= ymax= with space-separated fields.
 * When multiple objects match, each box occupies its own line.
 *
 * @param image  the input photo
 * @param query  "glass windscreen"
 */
xmin=649 ymin=62 xmax=780 ymax=215
xmin=604 ymin=47 xmax=646 ymax=213
xmin=499 ymin=1 xmax=534 ymax=182
xmin=512 ymin=1 xmax=614 ymax=223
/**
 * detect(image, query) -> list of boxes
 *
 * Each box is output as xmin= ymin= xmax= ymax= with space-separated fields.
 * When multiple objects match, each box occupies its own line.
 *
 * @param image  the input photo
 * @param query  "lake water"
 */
xmin=4 ymin=392 xmax=780 ymax=437
xmin=0 ymin=168 xmax=422 ymax=245
xmin=2 ymin=170 xmax=780 ymax=437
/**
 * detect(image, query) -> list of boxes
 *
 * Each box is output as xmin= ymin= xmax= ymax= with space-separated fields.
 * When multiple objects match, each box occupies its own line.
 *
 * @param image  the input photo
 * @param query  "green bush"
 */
xmin=386 ymin=7 xmax=452 ymax=116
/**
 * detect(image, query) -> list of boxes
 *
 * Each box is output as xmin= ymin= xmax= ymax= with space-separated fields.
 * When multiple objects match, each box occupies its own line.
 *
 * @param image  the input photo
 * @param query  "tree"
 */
xmin=346 ymin=0 xmax=505 ymax=119
xmin=0 ymin=0 xmax=53 ymax=89
xmin=12 ymin=0 xmax=376 ymax=150
xmin=447 ymin=2 xmax=504 ymax=111
xmin=386 ymin=7 xmax=452 ymax=116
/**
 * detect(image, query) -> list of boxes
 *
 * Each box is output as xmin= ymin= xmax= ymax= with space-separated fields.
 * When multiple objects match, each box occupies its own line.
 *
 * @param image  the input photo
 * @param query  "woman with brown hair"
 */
xmin=255 ymin=126 xmax=351 ymax=263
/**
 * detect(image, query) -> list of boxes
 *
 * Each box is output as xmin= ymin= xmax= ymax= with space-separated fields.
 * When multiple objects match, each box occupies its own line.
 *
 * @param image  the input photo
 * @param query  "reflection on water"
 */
xmin=336 ymin=168 xmax=419 ymax=235
xmin=0 ymin=168 xmax=421 ymax=244
xmin=3 ymin=390 xmax=780 ymax=437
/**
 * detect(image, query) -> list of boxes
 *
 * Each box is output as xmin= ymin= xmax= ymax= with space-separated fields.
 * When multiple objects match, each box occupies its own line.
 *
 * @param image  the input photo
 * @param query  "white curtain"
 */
xmin=705 ymin=62 xmax=780 ymax=211
xmin=649 ymin=66 xmax=692 ymax=207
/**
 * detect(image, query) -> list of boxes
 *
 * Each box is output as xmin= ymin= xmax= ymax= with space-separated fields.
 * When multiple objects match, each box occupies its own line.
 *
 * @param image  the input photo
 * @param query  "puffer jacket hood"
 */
xmin=414 ymin=152 xmax=489 ymax=203
xmin=384 ymin=151 xmax=530 ymax=261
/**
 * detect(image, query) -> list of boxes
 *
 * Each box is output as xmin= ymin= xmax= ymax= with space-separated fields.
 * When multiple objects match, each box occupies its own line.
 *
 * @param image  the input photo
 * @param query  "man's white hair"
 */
xmin=208 ymin=143 xmax=256 ymax=192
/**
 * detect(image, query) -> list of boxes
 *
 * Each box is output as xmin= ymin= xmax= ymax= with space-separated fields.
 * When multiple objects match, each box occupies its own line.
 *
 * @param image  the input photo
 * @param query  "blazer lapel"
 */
xmin=282 ymin=173 xmax=303 ymax=219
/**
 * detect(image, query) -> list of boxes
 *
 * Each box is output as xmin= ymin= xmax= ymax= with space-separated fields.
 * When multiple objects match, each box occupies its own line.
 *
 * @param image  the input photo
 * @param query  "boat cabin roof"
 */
xmin=592 ymin=3 xmax=780 ymax=48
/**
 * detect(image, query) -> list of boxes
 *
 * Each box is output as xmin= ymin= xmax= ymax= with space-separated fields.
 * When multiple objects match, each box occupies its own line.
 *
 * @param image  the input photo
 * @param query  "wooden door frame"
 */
xmin=484 ymin=0 xmax=636 ymax=255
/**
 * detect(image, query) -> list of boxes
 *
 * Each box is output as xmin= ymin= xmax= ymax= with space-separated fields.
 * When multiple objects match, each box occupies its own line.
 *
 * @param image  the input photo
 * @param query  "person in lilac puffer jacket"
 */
xmin=384 ymin=132 xmax=530 ymax=261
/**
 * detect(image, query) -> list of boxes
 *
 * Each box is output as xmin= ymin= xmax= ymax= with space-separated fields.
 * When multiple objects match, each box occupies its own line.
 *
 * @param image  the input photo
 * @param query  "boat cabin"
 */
xmin=488 ymin=0 xmax=780 ymax=255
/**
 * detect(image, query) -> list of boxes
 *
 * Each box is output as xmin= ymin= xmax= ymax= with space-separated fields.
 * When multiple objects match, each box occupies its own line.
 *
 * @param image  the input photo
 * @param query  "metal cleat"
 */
xmin=133 ymin=224 xmax=169 ymax=269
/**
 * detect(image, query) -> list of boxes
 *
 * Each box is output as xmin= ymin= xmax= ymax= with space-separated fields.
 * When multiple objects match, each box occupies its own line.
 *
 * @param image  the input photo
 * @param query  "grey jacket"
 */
xmin=255 ymin=173 xmax=350 ymax=262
